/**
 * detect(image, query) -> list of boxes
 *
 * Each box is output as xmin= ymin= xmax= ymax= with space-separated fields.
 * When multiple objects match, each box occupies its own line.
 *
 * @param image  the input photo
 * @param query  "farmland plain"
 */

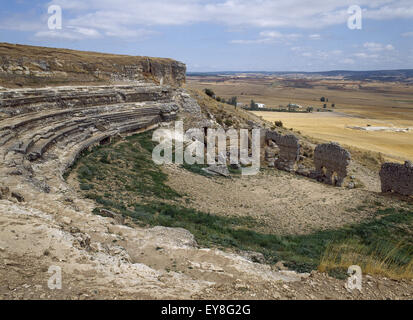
xmin=187 ymin=74 xmax=413 ymax=162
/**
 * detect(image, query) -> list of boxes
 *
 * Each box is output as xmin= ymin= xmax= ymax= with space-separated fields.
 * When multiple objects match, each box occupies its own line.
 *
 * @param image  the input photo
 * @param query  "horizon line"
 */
xmin=187 ymin=69 xmax=413 ymax=74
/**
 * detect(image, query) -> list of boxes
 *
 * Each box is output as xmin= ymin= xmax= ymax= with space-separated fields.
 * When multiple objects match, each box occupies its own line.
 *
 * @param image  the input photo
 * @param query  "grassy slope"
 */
xmin=67 ymin=130 xmax=413 ymax=278
xmin=0 ymin=42 xmax=176 ymax=67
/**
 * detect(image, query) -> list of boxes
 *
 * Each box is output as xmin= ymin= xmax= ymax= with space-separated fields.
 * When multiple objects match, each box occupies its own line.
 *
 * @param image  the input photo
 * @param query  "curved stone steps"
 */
xmin=0 ymin=103 xmax=167 ymax=151
xmin=0 ymin=85 xmax=173 ymax=116
xmin=117 ymin=115 xmax=161 ymax=133
xmin=27 ymin=122 xmax=94 ymax=161
xmin=0 ymin=83 xmax=180 ymax=190
xmin=24 ymin=110 xmax=165 ymax=162
xmin=0 ymin=110 xmax=75 ymax=133
xmin=59 ymin=116 xmax=162 ymax=175
xmin=60 ymin=131 xmax=117 ymax=174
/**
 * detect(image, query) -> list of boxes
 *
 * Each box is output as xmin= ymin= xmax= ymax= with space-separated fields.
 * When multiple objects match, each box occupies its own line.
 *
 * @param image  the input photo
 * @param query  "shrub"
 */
xmin=224 ymin=119 xmax=234 ymax=127
xmin=274 ymin=120 xmax=283 ymax=128
xmin=204 ymin=88 xmax=215 ymax=98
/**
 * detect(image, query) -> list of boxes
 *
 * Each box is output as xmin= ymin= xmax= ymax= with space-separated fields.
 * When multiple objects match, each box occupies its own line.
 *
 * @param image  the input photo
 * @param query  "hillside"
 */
xmin=0 ymin=44 xmax=412 ymax=300
xmin=0 ymin=43 xmax=186 ymax=88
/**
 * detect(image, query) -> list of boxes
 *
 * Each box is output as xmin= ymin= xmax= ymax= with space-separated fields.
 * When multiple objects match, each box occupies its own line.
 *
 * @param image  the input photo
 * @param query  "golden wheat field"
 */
xmin=252 ymin=111 xmax=413 ymax=162
xmin=187 ymin=76 xmax=413 ymax=162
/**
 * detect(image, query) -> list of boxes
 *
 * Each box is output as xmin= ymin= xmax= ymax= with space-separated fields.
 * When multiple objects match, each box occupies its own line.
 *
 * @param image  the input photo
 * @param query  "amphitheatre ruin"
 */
xmin=0 ymin=43 xmax=412 ymax=300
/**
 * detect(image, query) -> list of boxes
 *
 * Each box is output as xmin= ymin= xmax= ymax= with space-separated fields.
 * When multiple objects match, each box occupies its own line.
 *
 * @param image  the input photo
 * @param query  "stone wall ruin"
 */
xmin=380 ymin=161 xmax=413 ymax=196
xmin=313 ymin=143 xmax=351 ymax=187
xmin=266 ymin=130 xmax=300 ymax=172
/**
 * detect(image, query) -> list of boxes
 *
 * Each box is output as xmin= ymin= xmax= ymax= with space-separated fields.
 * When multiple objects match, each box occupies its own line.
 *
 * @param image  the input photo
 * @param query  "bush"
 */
xmin=204 ymin=88 xmax=215 ymax=98
xmin=274 ymin=120 xmax=283 ymax=127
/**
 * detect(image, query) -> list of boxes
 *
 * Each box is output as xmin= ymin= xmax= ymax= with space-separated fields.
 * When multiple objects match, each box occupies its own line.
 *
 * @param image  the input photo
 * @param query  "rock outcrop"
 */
xmin=0 ymin=43 xmax=186 ymax=88
xmin=0 ymin=83 xmax=187 ymax=198
xmin=380 ymin=161 xmax=413 ymax=196
xmin=266 ymin=130 xmax=300 ymax=172
xmin=313 ymin=143 xmax=351 ymax=187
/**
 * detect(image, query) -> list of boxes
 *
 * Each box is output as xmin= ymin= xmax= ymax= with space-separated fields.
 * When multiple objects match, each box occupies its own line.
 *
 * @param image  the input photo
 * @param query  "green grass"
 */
xmin=72 ymin=131 xmax=181 ymax=200
xmin=180 ymin=163 xmax=210 ymax=177
xmin=69 ymin=130 xmax=413 ymax=277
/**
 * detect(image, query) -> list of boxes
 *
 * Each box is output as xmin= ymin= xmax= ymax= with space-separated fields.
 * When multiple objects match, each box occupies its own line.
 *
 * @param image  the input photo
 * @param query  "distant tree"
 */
xmin=323 ymin=104 xmax=327 ymax=109
xmin=228 ymin=96 xmax=237 ymax=107
xmin=320 ymin=97 xmax=326 ymax=102
xmin=204 ymin=88 xmax=215 ymax=98
xmin=331 ymin=103 xmax=335 ymax=108
xmin=306 ymin=107 xmax=314 ymax=113
xmin=216 ymin=97 xmax=222 ymax=102
xmin=250 ymin=100 xmax=257 ymax=109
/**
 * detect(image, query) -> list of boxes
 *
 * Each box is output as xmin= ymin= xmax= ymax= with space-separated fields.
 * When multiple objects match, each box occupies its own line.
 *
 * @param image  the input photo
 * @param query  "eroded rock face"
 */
xmin=0 ymin=43 xmax=186 ymax=88
xmin=0 ymin=83 xmax=184 ymax=199
xmin=380 ymin=161 xmax=413 ymax=196
xmin=313 ymin=143 xmax=351 ymax=187
xmin=266 ymin=131 xmax=300 ymax=172
xmin=173 ymin=90 xmax=202 ymax=116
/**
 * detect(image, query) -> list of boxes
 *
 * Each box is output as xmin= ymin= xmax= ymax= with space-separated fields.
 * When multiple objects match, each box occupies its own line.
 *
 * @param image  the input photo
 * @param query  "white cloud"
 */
xmin=232 ymin=30 xmax=301 ymax=44
xmin=259 ymin=31 xmax=301 ymax=39
xmin=34 ymin=26 xmax=102 ymax=40
xmin=231 ymin=39 xmax=269 ymax=44
xmin=341 ymin=58 xmax=355 ymax=64
xmin=45 ymin=0 xmax=413 ymax=31
xmin=309 ymin=34 xmax=321 ymax=40
xmin=401 ymin=31 xmax=413 ymax=37
xmin=34 ymin=27 xmax=102 ymax=40
xmin=354 ymin=52 xmax=379 ymax=59
xmin=0 ymin=16 xmax=44 ymax=32
xmin=2 ymin=0 xmax=413 ymax=45
xmin=363 ymin=42 xmax=395 ymax=52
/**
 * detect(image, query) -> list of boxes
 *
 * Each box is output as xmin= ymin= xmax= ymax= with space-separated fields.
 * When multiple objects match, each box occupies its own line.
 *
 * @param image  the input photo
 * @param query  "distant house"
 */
xmin=256 ymin=103 xmax=266 ymax=109
xmin=287 ymin=103 xmax=302 ymax=110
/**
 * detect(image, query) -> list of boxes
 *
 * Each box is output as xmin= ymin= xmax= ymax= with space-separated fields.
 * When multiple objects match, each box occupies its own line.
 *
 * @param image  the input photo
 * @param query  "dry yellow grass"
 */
xmin=252 ymin=111 xmax=413 ymax=162
xmin=187 ymin=76 xmax=413 ymax=162
xmin=319 ymin=240 xmax=413 ymax=281
xmin=187 ymin=77 xmax=413 ymax=122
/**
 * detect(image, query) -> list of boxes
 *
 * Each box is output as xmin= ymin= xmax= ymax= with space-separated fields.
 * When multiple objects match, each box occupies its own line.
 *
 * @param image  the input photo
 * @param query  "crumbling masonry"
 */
xmin=380 ymin=161 xmax=413 ymax=196
xmin=313 ymin=143 xmax=351 ymax=187
xmin=266 ymin=131 xmax=300 ymax=172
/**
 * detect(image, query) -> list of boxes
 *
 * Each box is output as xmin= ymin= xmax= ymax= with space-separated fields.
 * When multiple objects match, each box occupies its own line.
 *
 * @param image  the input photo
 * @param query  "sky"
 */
xmin=0 ymin=0 xmax=412 ymax=72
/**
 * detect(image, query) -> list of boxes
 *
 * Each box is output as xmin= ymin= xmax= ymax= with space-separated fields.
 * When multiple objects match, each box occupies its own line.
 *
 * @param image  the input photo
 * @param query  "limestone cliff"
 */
xmin=0 ymin=43 xmax=186 ymax=88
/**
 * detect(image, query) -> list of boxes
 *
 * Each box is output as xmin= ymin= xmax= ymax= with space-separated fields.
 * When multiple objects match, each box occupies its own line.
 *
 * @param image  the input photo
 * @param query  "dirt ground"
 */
xmin=164 ymin=164 xmax=390 ymax=236
xmin=1 ymin=170 xmax=412 ymax=300
xmin=1 ymin=197 xmax=412 ymax=301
